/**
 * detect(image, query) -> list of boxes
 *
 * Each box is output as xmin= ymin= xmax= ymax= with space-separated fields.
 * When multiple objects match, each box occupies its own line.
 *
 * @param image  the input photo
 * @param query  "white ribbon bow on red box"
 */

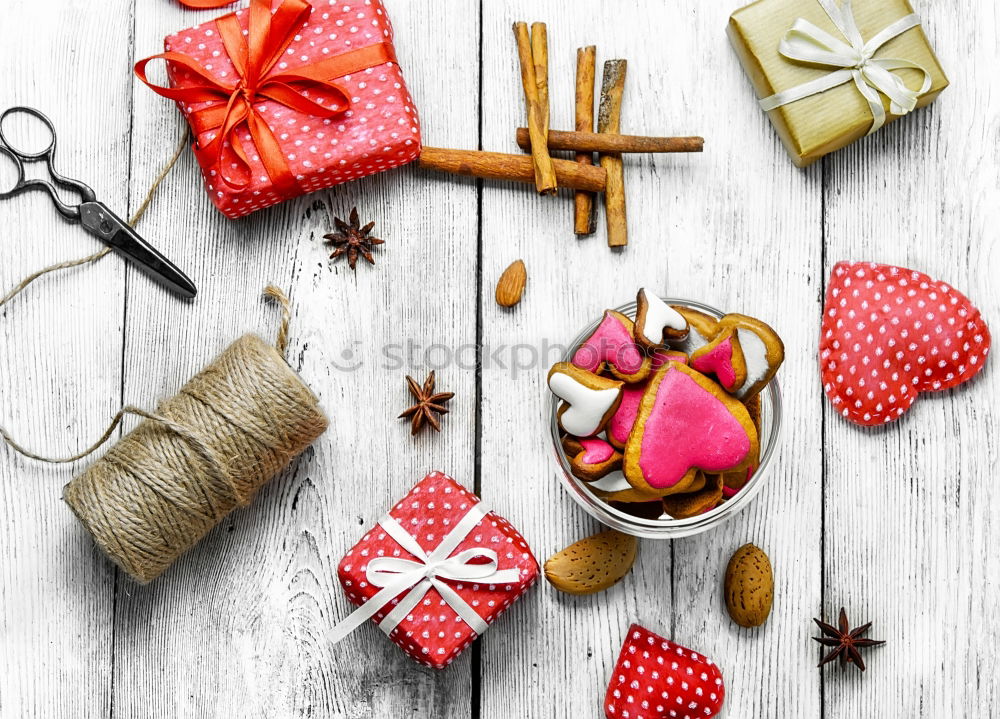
xmin=330 ymin=502 xmax=523 ymax=643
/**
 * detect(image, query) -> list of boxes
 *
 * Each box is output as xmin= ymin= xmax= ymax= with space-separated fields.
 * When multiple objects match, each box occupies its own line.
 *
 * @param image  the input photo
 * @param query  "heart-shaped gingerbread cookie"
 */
xmin=624 ymin=362 xmax=759 ymax=495
xmin=549 ymin=363 xmax=623 ymax=437
xmin=715 ymin=314 xmax=784 ymax=399
xmin=572 ymin=310 xmax=652 ymax=382
xmin=689 ymin=328 xmax=748 ymax=393
xmin=633 ymin=287 xmax=689 ymax=349
xmin=562 ymin=436 xmax=623 ymax=482
xmin=820 ymin=262 xmax=991 ymax=426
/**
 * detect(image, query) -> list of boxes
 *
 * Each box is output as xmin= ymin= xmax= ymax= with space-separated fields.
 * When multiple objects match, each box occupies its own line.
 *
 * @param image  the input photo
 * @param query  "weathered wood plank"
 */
xmin=111 ymin=1 xmax=480 ymax=717
xmin=822 ymin=1 xmax=1000 ymax=716
xmin=665 ymin=1 xmax=826 ymax=715
xmin=479 ymin=1 xmax=823 ymax=718
xmin=0 ymin=0 xmax=134 ymax=716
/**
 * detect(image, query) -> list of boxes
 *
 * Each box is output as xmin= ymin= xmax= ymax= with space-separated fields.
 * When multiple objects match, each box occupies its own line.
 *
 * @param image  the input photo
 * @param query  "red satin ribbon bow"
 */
xmin=136 ymin=0 xmax=397 ymax=194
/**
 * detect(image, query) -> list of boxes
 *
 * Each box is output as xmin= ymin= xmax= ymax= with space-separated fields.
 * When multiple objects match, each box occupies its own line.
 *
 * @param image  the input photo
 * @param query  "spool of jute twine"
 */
xmin=0 ymin=134 xmax=329 ymax=583
xmin=65 ymin=320 xmax=329 ymax=583
xmin=5 ymin=286 xmax=329 ymax=584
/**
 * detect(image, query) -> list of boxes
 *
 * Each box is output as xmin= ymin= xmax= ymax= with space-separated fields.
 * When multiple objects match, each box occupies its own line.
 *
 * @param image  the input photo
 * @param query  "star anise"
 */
xmin=324 ymin=207 xmax=384 ymax=270
xmin=813 ymin=607 xmax=885 ymax=672
xmin=398 ymin=371 xmax=454 ymax=435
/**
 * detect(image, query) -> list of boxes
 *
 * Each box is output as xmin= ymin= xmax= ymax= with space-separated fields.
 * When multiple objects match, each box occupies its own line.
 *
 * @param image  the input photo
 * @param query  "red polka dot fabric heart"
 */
xmin=605 ymin=624 xmax=724 ymax=719
xmin=821 ymin=262 xmax=991 ymax=426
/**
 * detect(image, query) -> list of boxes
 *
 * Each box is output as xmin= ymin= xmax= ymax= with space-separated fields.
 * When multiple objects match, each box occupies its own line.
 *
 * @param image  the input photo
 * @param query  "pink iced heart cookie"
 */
xmin=624 ymin=362 xmax=759 ymax=496
xmin=689 ymin=329 xmax=748 ymax=393
xmin=607 ymin=382 xmax=646 ymax=450
xmin=650 ymin=349 xmax=688 ymax=371
xmin=820 ymin=262 xmax=991 ymax=426
xmin=716 ymin=314 xmax=784 ymax=399
xmin=562 ymin=436 xmax=623 ymax=482
xmin=573 ymin=310 xmax=652 ymax=383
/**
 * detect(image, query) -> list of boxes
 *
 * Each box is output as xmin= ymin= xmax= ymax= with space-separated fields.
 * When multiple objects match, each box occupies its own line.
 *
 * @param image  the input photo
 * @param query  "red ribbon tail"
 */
xmin=244 ymin=109 xmax=300 ymax=196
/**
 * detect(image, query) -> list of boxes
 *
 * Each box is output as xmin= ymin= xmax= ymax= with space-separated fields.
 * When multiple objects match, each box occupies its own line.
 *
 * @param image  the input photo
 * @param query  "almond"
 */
xmin=544 ymin=529 xmax=638 ymax=595
xmin=724 ymin=543 xmax=773 ymax=627
xmin=495 ymin=259 xmax=527 ymax=307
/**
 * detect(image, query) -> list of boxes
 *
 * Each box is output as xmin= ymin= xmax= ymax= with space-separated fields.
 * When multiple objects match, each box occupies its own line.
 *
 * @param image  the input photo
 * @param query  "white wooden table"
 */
xmin=2 ymin=1 xmax=998 ymax=717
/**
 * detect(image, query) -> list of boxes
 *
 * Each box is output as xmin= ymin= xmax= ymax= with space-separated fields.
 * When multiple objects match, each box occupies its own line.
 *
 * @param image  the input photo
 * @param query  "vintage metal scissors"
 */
xmin=0 ymin=106 xmax=197 ymax=299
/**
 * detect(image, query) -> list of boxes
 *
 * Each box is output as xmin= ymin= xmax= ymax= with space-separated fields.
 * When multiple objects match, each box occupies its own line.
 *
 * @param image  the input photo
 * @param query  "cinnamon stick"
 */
xmin=532 ymin=23 xmax=550 ymax=133
xmin=598 ymin=59 xmax=628 ymax=248
xmin=417 ymin=147 xmax=607 ymax=193
xmin=513 ymin=22 xmax=557 ymax=194
xmin=574 ymin=46 xmax=597 ymax=236
xmin=516 ymin=128 xmax=705 ymax=154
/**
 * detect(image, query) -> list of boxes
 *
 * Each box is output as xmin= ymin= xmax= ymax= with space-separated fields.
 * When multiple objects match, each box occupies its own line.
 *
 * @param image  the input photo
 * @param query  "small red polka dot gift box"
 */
xmin=135 ymin=0 xmax=421 ymax=218
xmin=330 ymin=471 xmax=539 ymax=669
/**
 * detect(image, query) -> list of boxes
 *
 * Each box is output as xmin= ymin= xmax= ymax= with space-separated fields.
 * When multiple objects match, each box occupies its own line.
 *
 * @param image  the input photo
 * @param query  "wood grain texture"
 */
xmin=0 ymin=1 xmax=134 ymax=716
xmin=479 ymin=1 xmax=821 ymax=717
xmin=665 ymin=2 xmax=825 ymax=716
xmin=1 ymin=1 xmax=998 ymax=718
xmin=104 ymin=2 xmax=480 ymax=718
xmin=821 ymin=1 xmax=1000 ymax=716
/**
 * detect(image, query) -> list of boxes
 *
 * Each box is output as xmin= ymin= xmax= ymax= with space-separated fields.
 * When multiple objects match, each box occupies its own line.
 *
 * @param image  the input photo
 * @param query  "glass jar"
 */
xmin=549 ymin=297 xmax=782 ymax=539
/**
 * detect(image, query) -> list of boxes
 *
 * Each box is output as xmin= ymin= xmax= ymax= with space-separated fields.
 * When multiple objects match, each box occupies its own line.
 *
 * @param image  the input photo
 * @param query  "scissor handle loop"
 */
xmin=0 ymin=106 xmax=56 ymax=160
xmin=0 ymin=107 xmax=95 ymax=216
xmin=0 ymin=145 xmax=25 ymax=198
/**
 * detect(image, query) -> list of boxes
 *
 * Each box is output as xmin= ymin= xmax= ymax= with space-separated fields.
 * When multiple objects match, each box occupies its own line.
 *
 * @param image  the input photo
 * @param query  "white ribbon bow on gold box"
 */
xmin=760 ymin=0 xmax=932 ymax=134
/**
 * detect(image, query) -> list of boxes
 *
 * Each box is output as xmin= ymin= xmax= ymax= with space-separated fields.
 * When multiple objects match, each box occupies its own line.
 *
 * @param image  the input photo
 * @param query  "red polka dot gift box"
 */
xmin=331 ymin=472 xmax=539 ymax=669
xmin=136 ymin=0 xmax=421 ymax=218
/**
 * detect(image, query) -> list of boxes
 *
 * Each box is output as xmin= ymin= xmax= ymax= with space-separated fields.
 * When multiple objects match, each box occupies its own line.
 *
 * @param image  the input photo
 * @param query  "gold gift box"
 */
xmin=728 ymin=0 xmax=948 ymax=166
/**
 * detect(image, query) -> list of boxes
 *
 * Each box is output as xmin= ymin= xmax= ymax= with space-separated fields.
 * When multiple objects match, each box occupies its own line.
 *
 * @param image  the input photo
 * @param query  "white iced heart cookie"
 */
xmin=548 ymin=362 xmax=623 ymax=437
xmin=633 ymin=288 xmax=689 ymax=350
xmin=715 ymin=313 xmax=784 ymax=399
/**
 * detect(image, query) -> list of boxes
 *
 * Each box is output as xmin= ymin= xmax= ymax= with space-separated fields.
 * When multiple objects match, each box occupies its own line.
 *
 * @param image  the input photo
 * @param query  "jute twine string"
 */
xmin=0 ymin=136 xmax=330 ymax=584
xmin=52 ymin=287 xmax=326 ymax=584
xmin=0 ymin=129 xmax=191 ymax=462
xmin=0 ymin=128 xmax=190 ymax=309
xmin=63 ymin=298 xmax=329 ymax=583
